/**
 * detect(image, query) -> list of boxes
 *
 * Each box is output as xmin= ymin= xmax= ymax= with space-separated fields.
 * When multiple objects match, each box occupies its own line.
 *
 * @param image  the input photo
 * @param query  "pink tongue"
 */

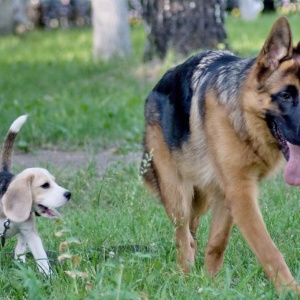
xmin=284 ymin=142 xmax=300 ymax=186
xmin=48 ymin=209 xmax=57 ymax=217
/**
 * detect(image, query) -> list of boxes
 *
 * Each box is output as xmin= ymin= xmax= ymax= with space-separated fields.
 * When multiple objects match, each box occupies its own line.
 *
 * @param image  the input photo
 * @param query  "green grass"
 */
xmin=226 ymin=13 xmax=300 ymax=56
xmin=0 ymin=25 xmax=149 ymax=150
xmin=1 ymin=13 xmax=300 ymax=299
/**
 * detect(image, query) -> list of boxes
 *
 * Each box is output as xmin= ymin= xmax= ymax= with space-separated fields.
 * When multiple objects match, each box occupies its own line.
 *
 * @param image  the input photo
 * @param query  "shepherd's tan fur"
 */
xmin=142 ymin=17 xmax=300 ymax=294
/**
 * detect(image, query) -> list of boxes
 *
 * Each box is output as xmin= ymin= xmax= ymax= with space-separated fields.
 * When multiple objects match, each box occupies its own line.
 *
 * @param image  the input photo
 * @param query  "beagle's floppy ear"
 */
xmin=257 ymin=17 xmax=293 ymax=71
xmin=2 ymin=172 xmax=33 ymax=223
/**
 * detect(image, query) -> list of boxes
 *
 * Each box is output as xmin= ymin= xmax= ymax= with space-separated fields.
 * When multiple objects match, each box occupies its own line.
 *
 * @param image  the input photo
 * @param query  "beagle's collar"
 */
xmin=0 ymin=218 xmax=11 ymax=247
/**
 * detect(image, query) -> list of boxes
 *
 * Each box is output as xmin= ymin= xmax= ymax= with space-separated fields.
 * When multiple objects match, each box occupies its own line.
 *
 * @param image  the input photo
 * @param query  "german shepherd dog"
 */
xmin=142 ymin=17 xmax=300 ymax=293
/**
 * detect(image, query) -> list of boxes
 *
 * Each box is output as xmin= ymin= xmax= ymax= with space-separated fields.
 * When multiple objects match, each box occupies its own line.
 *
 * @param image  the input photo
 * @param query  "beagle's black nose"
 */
xmin=64 ymin=191 xmax=71 ymax=200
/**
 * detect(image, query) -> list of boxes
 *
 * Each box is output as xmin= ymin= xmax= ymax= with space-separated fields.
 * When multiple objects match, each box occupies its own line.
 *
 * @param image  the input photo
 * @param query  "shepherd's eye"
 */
xmin=280 ymin=92 xmax=291 ymax=100
xmin=41 ymin=182 xmax=50 ymax=189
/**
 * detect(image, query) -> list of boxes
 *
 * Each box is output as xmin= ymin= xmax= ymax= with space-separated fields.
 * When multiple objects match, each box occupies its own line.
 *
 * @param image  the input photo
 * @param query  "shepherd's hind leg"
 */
xmin=205 ymin=198 xmax=233 ymax=276
xmin=189 ymin=188 xmax=209 ymax=257
xmin=144 ymin=125 xmax=196 ymax=272
xmin=160 ymin=178 xmax=195 ymax=272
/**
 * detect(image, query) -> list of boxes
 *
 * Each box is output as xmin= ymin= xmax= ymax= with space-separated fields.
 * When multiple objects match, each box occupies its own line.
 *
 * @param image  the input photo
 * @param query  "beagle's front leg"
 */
xmin=15 ymin=233 xmax=27 ymax=263
xmin=25 ymin=229 xmax=52 ymax=275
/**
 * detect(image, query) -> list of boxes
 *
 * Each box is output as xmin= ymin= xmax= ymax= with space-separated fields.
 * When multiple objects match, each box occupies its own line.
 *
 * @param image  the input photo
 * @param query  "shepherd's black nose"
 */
xmin=64 ymin=191 xmax=71 ymax=200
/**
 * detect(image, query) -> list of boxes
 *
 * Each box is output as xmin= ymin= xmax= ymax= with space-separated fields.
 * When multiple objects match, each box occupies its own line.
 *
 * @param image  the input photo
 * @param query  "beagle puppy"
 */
xmin=0 ymin=115 xmax=71 ymax=275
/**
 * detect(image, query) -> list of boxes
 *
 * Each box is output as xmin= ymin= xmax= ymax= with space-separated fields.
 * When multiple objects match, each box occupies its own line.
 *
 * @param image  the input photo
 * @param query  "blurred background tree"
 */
xmin=263 ymin=0 xmax=276 ymax=11
xmin=91 ymin=0 xmax=132 ymax=61
xmin=0 ymin=0 xmax=27 ymax=34
xmin=140 ymin=0 xmax=227 ymax=61
xmin=0 ymin=0 xmax=300 ymax=60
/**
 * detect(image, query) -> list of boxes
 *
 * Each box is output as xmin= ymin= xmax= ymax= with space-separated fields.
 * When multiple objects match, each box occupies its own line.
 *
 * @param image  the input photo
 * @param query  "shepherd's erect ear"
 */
xmin=2 ymin=172 xmax=33 ymax=223
xmin=257 ymin=17 xmax=293 ymax=71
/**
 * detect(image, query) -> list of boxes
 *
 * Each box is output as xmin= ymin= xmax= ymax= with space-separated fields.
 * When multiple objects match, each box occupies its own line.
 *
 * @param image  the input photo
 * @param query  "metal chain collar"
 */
xmin=0 ymin=219 xmax=10 ymax=247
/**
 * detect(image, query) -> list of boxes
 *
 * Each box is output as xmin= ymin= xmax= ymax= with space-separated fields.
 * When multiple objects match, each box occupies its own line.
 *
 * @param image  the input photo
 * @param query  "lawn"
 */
xmin=0 ymin=13 xmax=300 ymax=300
xmin=0 ymin=24 xmax=148 ymax=150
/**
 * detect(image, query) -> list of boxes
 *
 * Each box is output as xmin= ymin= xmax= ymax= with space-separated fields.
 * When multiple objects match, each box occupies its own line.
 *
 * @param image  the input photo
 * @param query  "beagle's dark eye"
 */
xmin=41 ymin=182 xmax=50 ymax=189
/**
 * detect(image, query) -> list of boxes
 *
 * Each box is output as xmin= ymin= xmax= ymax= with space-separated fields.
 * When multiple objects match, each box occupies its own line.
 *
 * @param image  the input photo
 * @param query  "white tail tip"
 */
xmin=10 ymin=115 xmax=28 ymax=133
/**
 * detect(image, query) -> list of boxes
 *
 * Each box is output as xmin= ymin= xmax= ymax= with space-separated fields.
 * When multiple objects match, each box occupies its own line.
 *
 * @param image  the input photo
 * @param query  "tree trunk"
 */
xmin=263 ymin=0 xmax=275 ymax=12
xmin=0 ymin=0 xmax=14 ymax=35
xmin=91 ymin=0 xmax=132 ymax=62
xmin=141 ymin=0 xmax=227 ymax=61
xmin=0 ymin=0 xmax=28 ymax=35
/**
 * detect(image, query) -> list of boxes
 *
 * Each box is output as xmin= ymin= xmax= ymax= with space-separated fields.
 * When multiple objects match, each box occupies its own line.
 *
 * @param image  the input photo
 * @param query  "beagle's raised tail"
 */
xmin=1 ymin=115 xmax=28 ymax=172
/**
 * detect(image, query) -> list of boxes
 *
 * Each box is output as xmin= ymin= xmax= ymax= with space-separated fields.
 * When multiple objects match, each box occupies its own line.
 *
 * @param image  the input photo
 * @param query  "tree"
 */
xmin=263 ymin=0 xmax=275 ymax=12
xmin=0 ymin=0 xmax=14 ymax=34
xmin=91 ymin=0 xmax=132 ymax=62
xmin=141 ymin=0 xmax=227 ymax=61
xmin=0 ymin=0 xmax=27 ymax=35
